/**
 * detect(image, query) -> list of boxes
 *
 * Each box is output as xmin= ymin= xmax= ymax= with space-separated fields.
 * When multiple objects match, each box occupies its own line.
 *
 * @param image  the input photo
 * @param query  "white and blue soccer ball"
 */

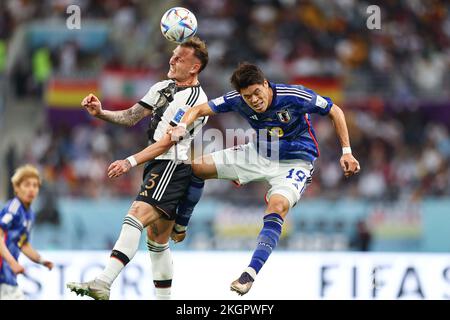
xmin=160 ymin=7 xmax=197 ymax=43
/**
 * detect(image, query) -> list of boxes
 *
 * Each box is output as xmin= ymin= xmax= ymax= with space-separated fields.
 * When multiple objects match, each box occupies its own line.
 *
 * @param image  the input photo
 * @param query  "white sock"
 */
xmin=244 ymin=267 xmax=257 ymax=281
xmin=147 ymin=238 xmax=173 ymax=300
xmin=97 ymin=215 xmax=143 ymax=284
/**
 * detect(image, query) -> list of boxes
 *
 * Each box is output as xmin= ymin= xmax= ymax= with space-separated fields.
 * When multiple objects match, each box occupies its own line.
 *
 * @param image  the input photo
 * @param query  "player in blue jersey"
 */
xmin=0 ymin=165 xmax=54 ymax=299
xmin=108 ymin=62 xmax=360 ymax=296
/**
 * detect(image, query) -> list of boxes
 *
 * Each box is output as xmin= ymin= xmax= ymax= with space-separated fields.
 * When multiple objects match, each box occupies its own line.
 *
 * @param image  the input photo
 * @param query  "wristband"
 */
xmin=126 ymin=156 xmax=138 ymax=167
xmin=342 ymin=147 xmax=352 ymax=155
xmin=38 ymin=257 xmax=45 ymax=265
xmin=178 ymin=122 xmax=187 ymax=129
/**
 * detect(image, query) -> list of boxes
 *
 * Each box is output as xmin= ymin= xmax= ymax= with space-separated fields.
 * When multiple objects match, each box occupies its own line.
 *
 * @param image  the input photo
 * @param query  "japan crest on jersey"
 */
xmin=276 ymin=109 xmax=291 ymax=123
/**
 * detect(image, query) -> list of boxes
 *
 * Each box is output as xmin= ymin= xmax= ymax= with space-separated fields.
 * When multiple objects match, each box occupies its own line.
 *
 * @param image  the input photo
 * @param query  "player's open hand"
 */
xmin=168 ymin=125 xmax=187 ymax=142
xmin=42 ymin=260 xmax=54 ymax=271
xmin=81 ymin=93 xmax=103 ymax=117
xmin=340 ymin=153 xmax=361 ymax=178
xmin=11 ymin=262 xmax=25 ymax=275
xmin=108 ymin=159 xmax=132 ymax=178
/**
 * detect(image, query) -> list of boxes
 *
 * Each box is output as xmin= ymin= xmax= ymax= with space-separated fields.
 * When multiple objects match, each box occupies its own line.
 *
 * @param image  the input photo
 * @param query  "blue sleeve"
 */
xmin=0 ymin=208 xmax=15 ymax=231
xmin=207 ymin=92 xmax=236 ymax=113
xmin=293 ymin=85 xmax=333 ymax=116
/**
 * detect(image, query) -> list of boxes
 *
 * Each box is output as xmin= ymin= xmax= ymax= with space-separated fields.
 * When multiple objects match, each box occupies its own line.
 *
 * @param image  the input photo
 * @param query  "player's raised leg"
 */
xmin=172 ymin=174 xmax=205 ymax=241
xmin=146 ymin=219 xmax=175 ymax=299
xmin=230 ymin=194 xmax=289 ymax=296
xmin=168 ymin=156 xmax=216 ymax=241
xmin=67 ymin=201 xmax=160 ymax=300
xmin=192 ymin=154 xmax=219 ymax=179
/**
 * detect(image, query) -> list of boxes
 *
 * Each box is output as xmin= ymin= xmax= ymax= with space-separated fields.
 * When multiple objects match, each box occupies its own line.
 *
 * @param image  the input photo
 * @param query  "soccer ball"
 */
xmin=160 ymin=7 xmax=197 ymax=43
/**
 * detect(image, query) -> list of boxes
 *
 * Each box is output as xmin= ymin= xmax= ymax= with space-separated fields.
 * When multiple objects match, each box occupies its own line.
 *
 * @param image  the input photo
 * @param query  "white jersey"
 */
xmin=139 ymin=80 xmax=208 ymax=161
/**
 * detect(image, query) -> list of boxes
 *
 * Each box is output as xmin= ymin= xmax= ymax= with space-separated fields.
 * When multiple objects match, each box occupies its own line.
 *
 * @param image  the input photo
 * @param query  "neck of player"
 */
xmin=175 ymin=76 xmax=199 ymax=87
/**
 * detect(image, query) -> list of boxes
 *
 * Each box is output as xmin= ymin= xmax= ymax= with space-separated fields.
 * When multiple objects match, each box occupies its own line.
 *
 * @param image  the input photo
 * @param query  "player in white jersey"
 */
xmin=67 ymin=37 xmax=209 ymax=300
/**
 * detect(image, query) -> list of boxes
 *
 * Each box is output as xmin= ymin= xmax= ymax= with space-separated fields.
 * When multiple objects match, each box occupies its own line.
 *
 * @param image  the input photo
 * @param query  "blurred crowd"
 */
xmin=186 ymin=0 xmax=450 ymax=99
xmin=17 ymin=106 xmax=450 ymax=203
xmin=1 ymin=0 xmax=449 ymax=97
xmin=1 ymin=0 xmax=450 ymax=203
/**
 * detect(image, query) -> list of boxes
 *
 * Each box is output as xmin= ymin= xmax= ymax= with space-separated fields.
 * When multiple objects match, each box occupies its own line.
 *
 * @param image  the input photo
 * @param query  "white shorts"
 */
xmin=211 ymin=143 xmax=314 ymax=208
xmin=0 ymin=284 xmax=25 ymax=300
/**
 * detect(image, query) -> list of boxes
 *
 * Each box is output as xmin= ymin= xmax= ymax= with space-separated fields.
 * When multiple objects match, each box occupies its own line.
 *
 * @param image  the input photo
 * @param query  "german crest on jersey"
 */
xmin=276 ymin=109 xmax=291 ymax=123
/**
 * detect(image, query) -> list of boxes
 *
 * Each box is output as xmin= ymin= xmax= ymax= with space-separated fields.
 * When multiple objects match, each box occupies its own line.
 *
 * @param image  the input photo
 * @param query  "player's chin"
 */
xmin=253 ymin=106 xmax=267 ymax=113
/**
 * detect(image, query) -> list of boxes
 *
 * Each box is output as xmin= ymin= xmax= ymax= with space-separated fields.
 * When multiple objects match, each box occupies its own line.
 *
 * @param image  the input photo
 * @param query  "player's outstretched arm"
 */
xmin=170 ymin=102 xmax=216 ymax=141
xmin=21 ymin=242 xmax=54 ymax=270
xmin=81 ymin=93 xmax=151 ymax=127
xmin=328 ymin=104 xmax=361 ymax=178
xmin=0 ymin=228 xmax=25 ymax=274
xmin=107 ymin=133 xmax=175 ymax=178
xmin=107 ymin=102 xmax=216 ymax=178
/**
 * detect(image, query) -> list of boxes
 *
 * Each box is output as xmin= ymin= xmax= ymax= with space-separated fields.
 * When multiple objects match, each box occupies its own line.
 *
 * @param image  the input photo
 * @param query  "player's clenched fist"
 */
xmin=168 ymin=125 xmax=187 ymax=142
xmin=41 ymin=260 xmax=54 ymax=271
xmin=340 ymin=153 xmax=361 ymax=178
xmin=107 ymin=160 xmax=132 ymax=178
xmin=81 ymin=93 xmax=103 ymax=117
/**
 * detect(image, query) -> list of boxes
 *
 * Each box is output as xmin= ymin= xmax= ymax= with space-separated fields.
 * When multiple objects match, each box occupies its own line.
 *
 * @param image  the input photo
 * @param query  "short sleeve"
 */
xmin=139 ymin=80 xmax=175 ymax=109
xmin=0 ymin=210 xmax=15 ymax=231
xmin=207 ymin=91 xmax=238 ymax=113
xmin=293 ymin=85 xmax=333 ymax=115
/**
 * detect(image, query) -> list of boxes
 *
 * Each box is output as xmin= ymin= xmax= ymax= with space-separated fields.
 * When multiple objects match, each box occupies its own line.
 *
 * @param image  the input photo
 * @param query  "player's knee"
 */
xmin=192 ymin=157 xmax=216 ymax=179
xmin=128 ymin=202 xmax=142 ymax=217
xmin=128 ymin=201 xmax=157 ymax=226
xmin=191 ymin=162 xmax=205 ymax=178
xmin=147 ymin=228 xmax=170 ymax=244
xmin=266 ymin=199 xmax=290 ymax=216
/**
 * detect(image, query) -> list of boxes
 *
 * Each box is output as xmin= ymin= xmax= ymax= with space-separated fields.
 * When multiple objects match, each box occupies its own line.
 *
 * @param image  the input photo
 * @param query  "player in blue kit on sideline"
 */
xmin=0 ymin=165 xmax=53 ymax=300
xmin=108 ymin=62 xmax=360 ymax=296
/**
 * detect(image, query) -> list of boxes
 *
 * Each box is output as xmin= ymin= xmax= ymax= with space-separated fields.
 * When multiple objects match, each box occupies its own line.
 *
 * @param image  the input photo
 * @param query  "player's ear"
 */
xmin=190 ymin=63 xmax=201 ymax=75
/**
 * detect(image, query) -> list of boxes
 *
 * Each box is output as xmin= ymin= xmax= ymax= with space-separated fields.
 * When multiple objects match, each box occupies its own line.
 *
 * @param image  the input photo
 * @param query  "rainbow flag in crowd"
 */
xmin=46 ymin=70 xmax=157 ymax=110
xmin=45 ymin=78 xmax=100 ymax=108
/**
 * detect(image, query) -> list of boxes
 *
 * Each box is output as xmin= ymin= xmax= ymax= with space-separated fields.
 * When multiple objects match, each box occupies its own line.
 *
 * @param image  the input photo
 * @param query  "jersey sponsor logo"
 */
xmin=315 ymin=95 xmax=328 ymax=109
xmin=172 ymin=108 xmax=186 ymax=124
xmin=276 ymin=110 xmax=291 ymax=123
xmin=211 ymin=96 xmax=225 ymax=106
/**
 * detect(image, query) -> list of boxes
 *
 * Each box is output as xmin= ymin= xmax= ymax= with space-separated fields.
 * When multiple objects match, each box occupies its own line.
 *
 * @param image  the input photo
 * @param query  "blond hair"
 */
xmin=180 ymin=36 xmax=209 ymax=73
xmin=11 ymin=164 xmax=41 ymax=188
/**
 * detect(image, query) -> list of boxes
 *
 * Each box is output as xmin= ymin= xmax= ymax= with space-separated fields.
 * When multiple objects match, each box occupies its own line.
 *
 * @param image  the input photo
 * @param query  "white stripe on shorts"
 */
xmin=152 ymin=161 xmax=177 ymax=201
